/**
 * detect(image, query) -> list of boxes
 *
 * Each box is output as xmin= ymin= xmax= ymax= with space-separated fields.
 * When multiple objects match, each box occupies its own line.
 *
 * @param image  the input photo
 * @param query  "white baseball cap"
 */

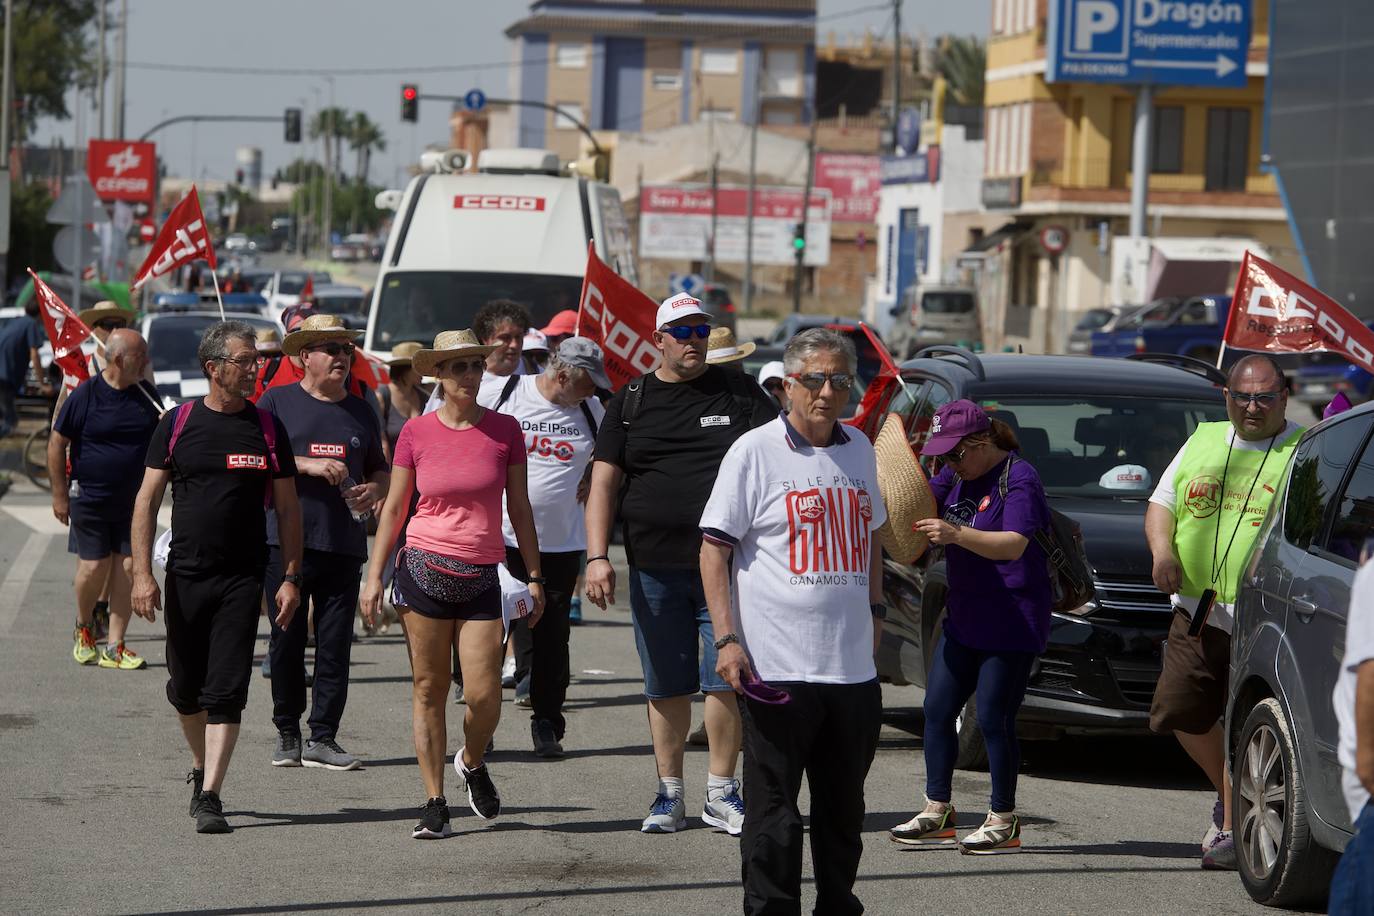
xmin=1099 ymin=464 xmax=1152 ymax=491
xmin=656 ymin=292 xmax=708 ymax=329
xmin=523 ymin=329 xmax=549 ymax=353
xmin=758 ymin=361 xmax=785 ymax=386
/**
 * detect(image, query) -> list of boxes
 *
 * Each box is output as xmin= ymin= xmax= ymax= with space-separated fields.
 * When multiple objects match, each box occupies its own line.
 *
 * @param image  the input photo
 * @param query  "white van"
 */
xmin=364 ymin=148 xmax=636 ymax=356
xmin=887 ymin=283 xmax=981 ymax=358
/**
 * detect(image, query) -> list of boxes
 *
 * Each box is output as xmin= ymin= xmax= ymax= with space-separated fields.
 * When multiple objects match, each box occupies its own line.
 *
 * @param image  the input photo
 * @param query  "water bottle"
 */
xmin=340 ymin=476 xmax=371 ymax=523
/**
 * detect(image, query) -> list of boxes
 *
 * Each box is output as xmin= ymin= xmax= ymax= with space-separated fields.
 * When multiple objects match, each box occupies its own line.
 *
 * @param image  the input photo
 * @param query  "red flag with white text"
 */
xmin=1225 ymin=251 xmax=1374 ymax=373
xmin=28 ymin=270 xmax=92 ymax=385
xmin=131 ymin=187 xmax=216 ymax=289
xmin=575 ymin=242 xmax=660 ymax=390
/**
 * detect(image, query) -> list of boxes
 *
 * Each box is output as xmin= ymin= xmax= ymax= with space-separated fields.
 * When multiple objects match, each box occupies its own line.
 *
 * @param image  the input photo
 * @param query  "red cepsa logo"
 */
xmin=453 ymin=195 xmax=546 ymax=212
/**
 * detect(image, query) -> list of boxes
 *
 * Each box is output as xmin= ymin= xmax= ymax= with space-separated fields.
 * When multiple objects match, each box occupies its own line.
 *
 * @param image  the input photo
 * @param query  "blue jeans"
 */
xmin=628 ymin=567 xmax=728 ymax=699
xmin=923 ymin=634 xmax=1034 ymax=812
xmin=1331 ymin=802 xmax=1374 ymax=915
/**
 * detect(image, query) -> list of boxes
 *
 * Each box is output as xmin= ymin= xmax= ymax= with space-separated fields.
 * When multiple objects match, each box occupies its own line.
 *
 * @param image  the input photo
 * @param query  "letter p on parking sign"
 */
xmin=1069 ymin=0 xmax=1128 ymax=57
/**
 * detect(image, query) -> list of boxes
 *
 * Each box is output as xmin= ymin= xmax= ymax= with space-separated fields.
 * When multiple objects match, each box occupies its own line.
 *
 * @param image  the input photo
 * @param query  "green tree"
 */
xmin=937 ymin=35 xmax=985 ymax=108
xmin=9 ymin=1 xmax=98 ymax=140
xmin=348 ymin=112 xmax=386 ymax=187
xmin=309 ymin=107 xmax=350 ymax=182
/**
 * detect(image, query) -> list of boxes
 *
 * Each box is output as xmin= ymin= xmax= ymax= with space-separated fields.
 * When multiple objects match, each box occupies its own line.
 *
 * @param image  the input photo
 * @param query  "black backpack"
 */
xmin=998 ymin=455 xmax=1095 ymax=613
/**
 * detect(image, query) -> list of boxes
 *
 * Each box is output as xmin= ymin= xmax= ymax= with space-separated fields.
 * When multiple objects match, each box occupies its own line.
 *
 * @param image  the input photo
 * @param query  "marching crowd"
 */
xmin=42 ymin=290 xmax=1374 ymax=913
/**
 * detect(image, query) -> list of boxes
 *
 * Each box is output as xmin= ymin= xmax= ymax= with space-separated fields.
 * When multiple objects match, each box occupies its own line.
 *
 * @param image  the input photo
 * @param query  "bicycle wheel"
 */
xmin=23 ymin=424 xmax=50 ymax=490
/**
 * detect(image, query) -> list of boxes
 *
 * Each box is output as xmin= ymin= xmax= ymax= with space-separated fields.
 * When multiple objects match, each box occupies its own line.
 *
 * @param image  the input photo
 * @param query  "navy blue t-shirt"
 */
xmin=258 ymin=382 xmax=386 ymax=559
xmin=0 ymin=314 xmax=43 ymax=388
xmin=54 ymin=373 xmax=163 ymax=503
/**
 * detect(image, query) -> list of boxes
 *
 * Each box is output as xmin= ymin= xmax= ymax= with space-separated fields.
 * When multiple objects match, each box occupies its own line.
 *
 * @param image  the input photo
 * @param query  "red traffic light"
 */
xmin=403 ymin=86 xmax=417 ymax=101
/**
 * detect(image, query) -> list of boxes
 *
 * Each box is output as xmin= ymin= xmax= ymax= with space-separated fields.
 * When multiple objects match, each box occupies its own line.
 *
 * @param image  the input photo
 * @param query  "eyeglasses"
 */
xmin=1228 ymin=389 xmax=1283 ymax=408
xmin=439 ymin=358 xmax=486 ymax=375
xmin=660 ymin=324 xmax=711 ymax=341
xmin=94 ymin=320 xmax=126 ymax=331
xmin=786 ymin=372 xmax=854 ymax=392
xmin=218 ymin=354 xmax=258 ymax=370
xmin=305 ymin=342 xmax=356 ymax=358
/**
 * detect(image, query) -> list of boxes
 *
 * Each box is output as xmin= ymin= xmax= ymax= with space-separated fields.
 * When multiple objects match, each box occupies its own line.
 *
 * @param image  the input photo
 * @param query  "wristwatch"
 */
xmin=870 ymin=602 xmax=887 ymax=621
xmin=713 ymin=632 xmax=740 ymax=650
xmin=527 ymin=576 xmax=547 ymax=586
xmin=283 ymin=573 xmax=303 ymax=587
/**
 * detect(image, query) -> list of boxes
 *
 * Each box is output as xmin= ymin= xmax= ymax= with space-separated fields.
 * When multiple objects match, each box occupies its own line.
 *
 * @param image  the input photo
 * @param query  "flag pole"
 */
xmin=209 ymin=269 xmax=226 ymax=321
xmin=574 ymin=239 xmax=594 ymax=339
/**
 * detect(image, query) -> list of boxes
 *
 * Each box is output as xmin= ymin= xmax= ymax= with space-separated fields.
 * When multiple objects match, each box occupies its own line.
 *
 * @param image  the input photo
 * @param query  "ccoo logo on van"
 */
xmin=454 ymin=195 xmax=546 ymax=212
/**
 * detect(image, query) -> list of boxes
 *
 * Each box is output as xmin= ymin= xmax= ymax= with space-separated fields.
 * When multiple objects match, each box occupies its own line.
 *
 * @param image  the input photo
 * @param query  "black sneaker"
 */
xmin=531 ymin=718 xmax=565 ymax=759
xmin=193 ymin=790 xmax=231 ymax=834
xmin=186 ymin=768 xmax=204 ymax=816
xmin=412 ymin=796 xmax=453 ymax=839
xmin=454 ymin=747 xmax=501 ymax=819
xmin=91 ymin=601 xmax=110 ymax=641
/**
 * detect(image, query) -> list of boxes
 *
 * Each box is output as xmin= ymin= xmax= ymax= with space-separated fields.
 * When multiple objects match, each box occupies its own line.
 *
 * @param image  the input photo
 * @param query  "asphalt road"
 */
xmin=0 ymin=479 xmax=1303 ymax=916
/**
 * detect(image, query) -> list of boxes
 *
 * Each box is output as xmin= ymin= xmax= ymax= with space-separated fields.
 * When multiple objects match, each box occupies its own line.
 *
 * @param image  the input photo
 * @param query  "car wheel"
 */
xmin=1233 ymin=698 xmax=1339 ymax=908
xmin=954 ymin=700 xmax=990 ymax=771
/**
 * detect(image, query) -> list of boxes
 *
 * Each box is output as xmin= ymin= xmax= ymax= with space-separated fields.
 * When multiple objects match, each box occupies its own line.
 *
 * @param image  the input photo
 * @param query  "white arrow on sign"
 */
xmin=1136 ymin=54 xmax=1237 ymax=79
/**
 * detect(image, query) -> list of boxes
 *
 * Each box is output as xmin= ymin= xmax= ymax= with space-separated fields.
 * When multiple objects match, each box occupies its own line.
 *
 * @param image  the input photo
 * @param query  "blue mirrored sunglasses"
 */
xmin=661 ymin=324 xmax=711 ymax=341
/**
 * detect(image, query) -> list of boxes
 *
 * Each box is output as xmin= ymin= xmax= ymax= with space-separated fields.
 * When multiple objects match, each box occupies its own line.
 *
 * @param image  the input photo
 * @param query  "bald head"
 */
xmin=1225 ymin=353 xmax=1289 ymax=441
xmin=1226 ymin=354 xmax=1286 ymax=391
xmin=104 ymin=328 xmax=148 ymax=389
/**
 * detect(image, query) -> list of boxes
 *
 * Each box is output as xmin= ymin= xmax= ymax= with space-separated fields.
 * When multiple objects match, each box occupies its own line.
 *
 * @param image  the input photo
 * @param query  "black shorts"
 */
xmin=66 ymin=492 xmax=134 ymax=560
xmin=164 ymin=564 xmax=263 ymax=725
xmin=390 ymin=550 xmax=500 ymax=621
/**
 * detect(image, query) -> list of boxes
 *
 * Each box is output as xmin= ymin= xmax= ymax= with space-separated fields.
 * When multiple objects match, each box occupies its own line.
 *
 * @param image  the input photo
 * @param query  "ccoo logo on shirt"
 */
xmin=226 ymin=454 xmax=267 ymax=470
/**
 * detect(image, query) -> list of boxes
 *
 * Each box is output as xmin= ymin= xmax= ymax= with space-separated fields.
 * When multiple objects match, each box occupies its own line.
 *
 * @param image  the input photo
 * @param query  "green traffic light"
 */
xmin=793 ymin=237 xmax=805 ymax=251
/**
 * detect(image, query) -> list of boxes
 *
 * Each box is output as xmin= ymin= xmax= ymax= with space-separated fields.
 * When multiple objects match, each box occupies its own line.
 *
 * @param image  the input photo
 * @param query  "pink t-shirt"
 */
xmin=393 ymin=409 xmax=526 ymax=564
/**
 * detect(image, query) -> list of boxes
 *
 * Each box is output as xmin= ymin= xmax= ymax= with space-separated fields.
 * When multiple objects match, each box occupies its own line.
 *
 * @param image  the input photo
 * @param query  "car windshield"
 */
xmin=277 ymin=272 xmax=331 ymax=295
xmin=981 ymin=395 xmax=1228 ymax=498
xmin=314 ymin=294 xmax=366 ymax=317
xmin=147 ymin=315 xmax=275 ymax=374
xmin=372 ymin=271 xmax=583 ymax=348
xmin=1074 ymin=309 xmax=1114 ymax=332
xmin=921 ymin=292 xmax=974 ymax=314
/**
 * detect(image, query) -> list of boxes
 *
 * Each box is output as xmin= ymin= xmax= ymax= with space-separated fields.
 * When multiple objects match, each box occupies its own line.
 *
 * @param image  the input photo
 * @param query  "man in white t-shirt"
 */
xmin=700 ymin=327 xmax=886 ymax=915
xmin=1331 ymin=561 xmax=1374 ymax=910
xmin=480 ymin=337 xmax=608 ymax=758
xmin=423 ymin=299 xmax=531 ymax=416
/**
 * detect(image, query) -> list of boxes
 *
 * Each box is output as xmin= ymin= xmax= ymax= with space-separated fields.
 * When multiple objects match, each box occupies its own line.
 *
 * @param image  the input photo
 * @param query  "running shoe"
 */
xmin=514 ymin=674 xmax=532 ymax=708
xmin=91 ymin=601 xmax=110 ymax=641
xmin=569 ymin=597 xmax=583 ymax=626
xmin=303 ymin=738 xmax=361 ymax=771
xmin=193 ymin=790 xmax=231 ymax=834
xmin=453 ymin=683 xmax=465 ymax=705
xmin=890 ymin=803 xmax=958 ymax=847
xmin=959 ymin=813 xmax=1022 ymax=855
xmin=531 ymin=718 xmax=565 ymax=759
xmin=1202 ymin=797 xmax=1224 ymax=851
xmin=187 ymin=768 xmax=204 ymax=816
xmin=501 ymin=656 xmax=517 ymax=688
xmin=272 ymin=732 xmax=302 ymax=767
xmin=97 ymin=642 xmax=147 ymax=670
xmin=412 ymin=796 xmax=453 ymax=839
xmin=72 ymin=625 xmax=97 ymax=666
xmin=641 ymin=793 xmax=687 ymax=834
xmin=1202 ymin=830 xmax=1237 ymax=870
xmin=454 ymin=747 xmax=501 ymax=819
xmin=702 ymin=782 xmax=745 ymax=836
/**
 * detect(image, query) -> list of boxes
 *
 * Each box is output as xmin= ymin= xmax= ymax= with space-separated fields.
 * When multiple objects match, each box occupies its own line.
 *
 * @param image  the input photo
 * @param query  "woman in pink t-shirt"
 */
xmin=362 ymin=329 xmax=544 ymax=840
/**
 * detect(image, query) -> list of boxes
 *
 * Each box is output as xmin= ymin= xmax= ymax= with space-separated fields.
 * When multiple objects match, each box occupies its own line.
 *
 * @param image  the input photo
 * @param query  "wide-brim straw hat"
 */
xmin=281 ymin=314 xmax=362 ymax=356
xmin=705 ymin=327 xmax=757 ymax=364
xmin=78 ymin=300 xmax=133 ymax=328
xmin=873 ymin=412 xmax=939 ymax=563
xmin=412 ymin=329 xmax=499 ymax=377
xmin=387 ymin=340 xmax=425 ymax=368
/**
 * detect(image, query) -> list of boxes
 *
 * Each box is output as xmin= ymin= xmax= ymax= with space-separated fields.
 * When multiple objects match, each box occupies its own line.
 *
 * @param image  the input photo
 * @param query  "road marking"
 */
xmin=1 ymin=504 xmax=68 ymax=536
xmin=0 ymin=533 xmax=54 ymax=633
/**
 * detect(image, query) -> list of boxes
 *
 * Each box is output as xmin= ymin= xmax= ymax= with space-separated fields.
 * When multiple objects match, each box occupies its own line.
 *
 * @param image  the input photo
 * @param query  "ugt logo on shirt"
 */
xmin=226 ymin=454 xmax=268 ymax=470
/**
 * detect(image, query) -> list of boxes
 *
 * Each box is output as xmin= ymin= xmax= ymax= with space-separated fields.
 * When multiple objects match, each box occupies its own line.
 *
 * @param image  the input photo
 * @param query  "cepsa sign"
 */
xmin=454 ymin=195 xmax=546 ymax=211
xmin=87 ymin=140 xmax=156 ymax=202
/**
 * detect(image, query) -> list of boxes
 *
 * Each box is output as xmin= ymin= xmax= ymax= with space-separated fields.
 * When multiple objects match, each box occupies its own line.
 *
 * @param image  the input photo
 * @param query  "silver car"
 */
xmin=1229 ymin=403 xmax=1371 ymax=907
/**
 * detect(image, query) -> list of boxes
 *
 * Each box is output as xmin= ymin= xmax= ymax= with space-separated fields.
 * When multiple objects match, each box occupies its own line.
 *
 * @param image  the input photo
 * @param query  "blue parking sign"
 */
xmin=1047 ymin=0 xmax=1252 ymax=88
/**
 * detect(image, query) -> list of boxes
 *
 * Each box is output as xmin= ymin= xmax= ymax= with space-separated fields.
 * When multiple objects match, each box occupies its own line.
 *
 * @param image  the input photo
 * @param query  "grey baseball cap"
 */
xmin=556 ymin=337 xmax=612 ymax=390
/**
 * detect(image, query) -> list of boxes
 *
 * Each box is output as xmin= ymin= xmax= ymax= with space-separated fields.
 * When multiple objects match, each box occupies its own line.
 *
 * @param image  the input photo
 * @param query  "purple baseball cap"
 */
xmin=922 ymin=399 xmax=990 ymax=457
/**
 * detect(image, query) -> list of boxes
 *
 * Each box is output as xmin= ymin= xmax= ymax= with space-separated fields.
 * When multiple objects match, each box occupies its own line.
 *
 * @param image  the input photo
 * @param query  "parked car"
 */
xmin=263 ymin=270 xmax=333 ymax=323
xmin=764 ymin=314 xmax=867 ymax=346
xmin=1090 ymin=295 xmax=1230 ymax=363
xmin=699 ymin=283 xmax=737 ymax=334
xmin=307 ymin=284 xmax=368 ymax=330
xmin=141 ymin=311 xmax=279 ymax=403
xmin=1227 ymin=404 xmax=1372 ymax=907
xmin=223 ymin=233 xmax=252 ymax=252
xmin=853 ymin=348 xmax=1229 ymax=766
xmin=1292 ymin=351 xmax=1374 ymax=417
xmin=1066 ymin=306 xmax=1124 ymax=355
xmin=887 ymin=283 xmax=982 ymax=359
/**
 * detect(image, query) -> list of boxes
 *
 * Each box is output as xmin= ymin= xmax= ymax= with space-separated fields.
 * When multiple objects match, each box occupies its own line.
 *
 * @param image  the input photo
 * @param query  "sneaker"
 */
xmin=1202 ymin=830 xmax=1237 ymax=870
xmin=569 ymin=597 xmax=583 ymax=626
xmin=187 ymin=769 xmax=204 ymax=816
xmin=959 ymin=813 xmax=1022 ymax=855
xmin=531 ymin=718 xmax=565 ymax=759
xmin=72 ymin=625 xmax=97 ymax=666
xmin=514 ymin=674 xmax=532 ymax=708
xmin=303 ymin=738 xmax=361 ymax=771
xmin=702 ymin=782 xmax=745 ymax=835
xmin=501 ymin=656 xmax=516 ymax=688
xmin=1202 ymin=798 xmax=1224 ymax=851
xmin=91 ymin=601 xmax=110 ymax=641
xmin=271 ymin=732 xmax=302 ymax=767
xmin=260 ymin=654 xmax=272 ymax=679
xmin=890 ymin=802 xmax=958 ymax=847
xmin=453 ymin=683 xmax=465 ymax=705
xmin=686 ymin=722 xmax=708 ymax=747
xmin=97 ymin=642 xmax=147 ymax=670
xmin=412 ymin=796 xmax=453 ymax=839
xmin=192 ymin=790 xmax=231 ymax=834
xmin=454 ymin=747 xmax=501 ymax=819
xmin=641 ymin=793 xmax=687 ymax=834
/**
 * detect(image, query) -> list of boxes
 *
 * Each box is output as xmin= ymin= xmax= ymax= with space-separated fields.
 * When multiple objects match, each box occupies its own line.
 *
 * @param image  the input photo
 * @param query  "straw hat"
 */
xmin=387 ymin=340 xmax=425 ymax=368
xmin=281 ymin=314 xmax=362 ymax=356
xmin=78 ymin=300 xmax=133 ymax=328
xmin=705 ymin=327 xmax=757 ymax=364
xmin=255 ymin=327 xmax=283 ymax=353
xmin=872 ymin=412 xmax=939 ymax=563
xmin=412 ymin=329 xmax=499 ymax=377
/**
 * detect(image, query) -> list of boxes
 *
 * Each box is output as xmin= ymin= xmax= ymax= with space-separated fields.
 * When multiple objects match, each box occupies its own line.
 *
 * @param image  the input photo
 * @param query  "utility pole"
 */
xmin=792 ymin=116 xmax=817 ymax=313
xmin=891 ymin=0 xmax=902 ymax=153
xmin=706 ymin=153 xmax=718 ymax=283
xmin=742 ymin=62 xmax=762 ymax=314
xmin=112 ymin=0 xmax=127 ymax=138
xmin=1128 ymin=85 xmax=1153 ymax=239
xmin=321 ymin=78 xmax=335 ymax=261
xmin=1 ymin=0 xmax=13 ymax=168
xmin=96 ymin=0 xmax=105 ymax=138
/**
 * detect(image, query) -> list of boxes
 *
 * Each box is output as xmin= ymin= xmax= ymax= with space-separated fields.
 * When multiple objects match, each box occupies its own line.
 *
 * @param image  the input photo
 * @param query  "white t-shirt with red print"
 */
xmin=700 ymin=415 xmax=886 ymax=685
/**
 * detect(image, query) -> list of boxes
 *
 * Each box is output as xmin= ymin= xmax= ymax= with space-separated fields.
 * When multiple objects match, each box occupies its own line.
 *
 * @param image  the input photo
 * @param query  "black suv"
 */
xmin=855 ymin=348 xmax=1229 ymax=766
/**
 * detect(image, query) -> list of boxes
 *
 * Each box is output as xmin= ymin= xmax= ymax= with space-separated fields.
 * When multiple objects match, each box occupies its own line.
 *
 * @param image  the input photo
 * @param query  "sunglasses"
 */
xmin=741 ymin=676 xmax=791 ymax=705
xmin=440 ymin=358 xmax=486 ymax=375
xmin=660 ymin=324 xmax=712 ymax=341
xmin=937 ymin=444 xmax=971 ymax=467
xmin=306 ymin=342 xmax=355 ymax=357
xmin=94 ymin=319 xmax=127 ymax=331
xmin=786 ymin=372 xmax=854 ymax=392
xmin=1227 ymin=389 xmax=1283 ymax=408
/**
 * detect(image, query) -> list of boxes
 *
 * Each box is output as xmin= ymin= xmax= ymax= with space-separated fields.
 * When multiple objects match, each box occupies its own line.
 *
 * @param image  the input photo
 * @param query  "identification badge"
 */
xmin=978 ymin=496 xmax=991 ymax=512
xmin=700 ymin=415 xmax=730 ymax=428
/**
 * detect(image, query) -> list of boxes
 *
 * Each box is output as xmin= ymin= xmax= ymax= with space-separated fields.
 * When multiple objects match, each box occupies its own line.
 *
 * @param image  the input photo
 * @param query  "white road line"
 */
xmin=0 ymin=533 xmax=54 ymax=633
xmin=1 ymin=504 xmax=68 ymax=536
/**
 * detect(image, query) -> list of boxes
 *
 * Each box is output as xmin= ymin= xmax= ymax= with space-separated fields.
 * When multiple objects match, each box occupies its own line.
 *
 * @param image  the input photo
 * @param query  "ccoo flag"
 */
xmin=28 ymin=269 xmax=93 ymax=386
xmin=131 ymin=187 xmax=216 ymax=289
xmin=575 ymin=242 xmax=660 ymax=390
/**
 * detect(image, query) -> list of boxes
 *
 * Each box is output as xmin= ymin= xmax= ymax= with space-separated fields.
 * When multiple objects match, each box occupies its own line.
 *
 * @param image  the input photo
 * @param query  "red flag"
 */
xmin=353 ymin=348 xmax=389 ymax=387
xmin=28 ymin=270 xmax=93 ymax=384
xmin=1225 ymin=251 xmax=1374 ymax=373
xmin=131 ymin=187 xmax=216 ymax=289
xmin=575 ymin=242 xmax=660 ymax=390
xmin=848 ymin=322 xmax=903 ymax=438
xmin=300 ymin=274 xmax=314 ymax=303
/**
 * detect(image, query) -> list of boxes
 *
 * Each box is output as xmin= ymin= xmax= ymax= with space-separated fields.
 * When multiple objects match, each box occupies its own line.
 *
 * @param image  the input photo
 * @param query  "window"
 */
xmin=908 ymin=383 xmax=954 ymax=456
xmin=765 ymin=48 xmax=801 ymax=96
xmin=1285 ymin=417 xmax=1371 ymax=550
xmin=1206 ymin=107 xmax=1251 ymax=192
xmin=553 ymin=103 xmax=585 ymax=130
xmin=701 ymin=47 xmax=738 ymax=75
xmin=1177 ymin=298 xmax=1217 ymax=325
xmin=763 ymin=106 xmax=799 ymax=126
xmin=555 ymin=43 xmax=587 ymax=69
xmin=651 ymin=71 xmax=682 ymax=91
xmin=1326 ymin=447 xmax=1374 ymax=565
xmin=1153 ymin=106 xmax=1184 ymax=174
xmin=699 ymin=108 xmax=736 ymax=122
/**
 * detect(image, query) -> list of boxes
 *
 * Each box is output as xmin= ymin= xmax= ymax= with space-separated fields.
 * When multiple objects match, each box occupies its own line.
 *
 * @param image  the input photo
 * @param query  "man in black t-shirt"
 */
xmin=585 ymin=293 xmax=774 ymax=836
xmin=131 ymin=320 xmax=303 ymax=835
xmin=258 ymin=316 xmax=388 ymax=772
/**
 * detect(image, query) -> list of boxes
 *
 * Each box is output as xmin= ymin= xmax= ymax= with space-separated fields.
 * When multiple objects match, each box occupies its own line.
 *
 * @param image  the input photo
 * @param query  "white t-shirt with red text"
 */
xmin=700 ymin=415 xmax=885 ymax=685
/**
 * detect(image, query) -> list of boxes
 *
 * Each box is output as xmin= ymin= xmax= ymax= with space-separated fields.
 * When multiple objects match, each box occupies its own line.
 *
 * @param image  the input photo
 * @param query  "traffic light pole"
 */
xmin=792 ymin=115 xmax=817 ymax=314
xmin=416 ymin=93 xmax=606 ymax=156
xmin=138 ymin=114 xmax=283 ymax=142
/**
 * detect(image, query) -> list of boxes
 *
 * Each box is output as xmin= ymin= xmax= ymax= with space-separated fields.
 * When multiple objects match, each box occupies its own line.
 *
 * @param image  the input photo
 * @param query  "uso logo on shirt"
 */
xmin=227 ymin=454 xmax=268 ymax=470
xmin=309 ymin=443 xmax=346 ymax=458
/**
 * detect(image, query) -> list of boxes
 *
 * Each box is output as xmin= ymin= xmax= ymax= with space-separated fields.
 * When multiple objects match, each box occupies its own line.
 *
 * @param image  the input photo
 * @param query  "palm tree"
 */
xmin=309 ymin=107 xmax=350 ymax=181
xmin=348 ymin=112 xmax=387 ymax=187
xmin=937 ymin=35 xmax=985 ymax=108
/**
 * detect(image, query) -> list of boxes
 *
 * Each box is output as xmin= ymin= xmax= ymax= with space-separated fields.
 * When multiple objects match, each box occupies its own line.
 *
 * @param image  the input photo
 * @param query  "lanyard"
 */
xmin=1210 ymin=430 xmax=1277 ymax=586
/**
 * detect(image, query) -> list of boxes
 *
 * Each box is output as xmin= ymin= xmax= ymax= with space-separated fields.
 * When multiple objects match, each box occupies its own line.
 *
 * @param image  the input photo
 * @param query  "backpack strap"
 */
xmin=167 ymin=400 xmax=195 ymax=455
xmin=495 ymin=374 xmax=520 ymax=411
xmin=261 ymin=356 xmax=282 ymax=386
xmin=580 ymin=400 xmax=599 ymax=437
xmin=721 ymin=368 xmax=764 ymax=426
xmin=620 ymin=374 xmax=648 ymax=430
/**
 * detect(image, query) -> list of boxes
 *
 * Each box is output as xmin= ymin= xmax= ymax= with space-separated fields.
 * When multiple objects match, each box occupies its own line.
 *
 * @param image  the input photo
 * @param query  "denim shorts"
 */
xmin=628 ymin=567 xmax=729 ymax=699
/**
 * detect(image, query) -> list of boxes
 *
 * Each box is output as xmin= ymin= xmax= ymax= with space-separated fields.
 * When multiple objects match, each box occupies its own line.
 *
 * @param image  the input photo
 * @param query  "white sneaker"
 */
xmin=501 ymin=656 xmax=516 ymax=688
xmin=1202 ymin=798 xmax=1223 ymax=852
xmin=641 ymin=793 xmax=687 ymax=833
xmin=702 ymin=781 xmax=745 ymax=835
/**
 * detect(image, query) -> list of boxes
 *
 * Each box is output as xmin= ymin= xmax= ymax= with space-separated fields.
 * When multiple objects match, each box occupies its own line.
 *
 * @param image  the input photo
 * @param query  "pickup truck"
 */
xmin=1089 ymin=294 xmax=1231 ymax=363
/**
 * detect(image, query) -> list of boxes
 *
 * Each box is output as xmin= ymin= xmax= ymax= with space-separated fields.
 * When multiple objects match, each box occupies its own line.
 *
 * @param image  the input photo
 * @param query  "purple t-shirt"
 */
xmin=930 ymin=453 xmax=1054 ymax=654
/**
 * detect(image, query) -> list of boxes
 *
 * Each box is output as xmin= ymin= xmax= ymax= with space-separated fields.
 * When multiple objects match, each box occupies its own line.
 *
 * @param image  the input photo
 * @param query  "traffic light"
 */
xmin=284 ymin=107 xmax=301 ymax=143
xmin=235 ymin=169 xmax=244 ymax=185
xmin=401 ymin=84 xmax=419 ymax=122
xmin=792 ymin=222 xmax=806 ymax=259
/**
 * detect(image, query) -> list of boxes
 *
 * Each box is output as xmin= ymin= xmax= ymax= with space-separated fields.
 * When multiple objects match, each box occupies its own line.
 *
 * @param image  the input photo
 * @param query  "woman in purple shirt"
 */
xmin=889 ymin=399 xmax=1052 ymax=855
